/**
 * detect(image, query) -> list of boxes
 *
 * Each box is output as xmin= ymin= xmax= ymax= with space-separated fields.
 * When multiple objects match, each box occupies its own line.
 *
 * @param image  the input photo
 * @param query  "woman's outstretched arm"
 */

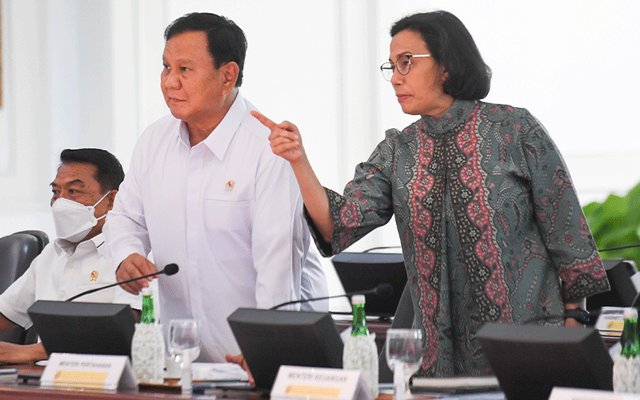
xmin=252 ymin=110 xmax=333 ymax=242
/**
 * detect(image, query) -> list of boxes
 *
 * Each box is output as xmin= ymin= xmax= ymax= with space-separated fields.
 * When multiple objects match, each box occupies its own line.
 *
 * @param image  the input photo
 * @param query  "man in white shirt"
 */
xmin=103 ymin=12 xmax=327 ymax=363
xmin=0 ymin=148 xmax=141 ymax=364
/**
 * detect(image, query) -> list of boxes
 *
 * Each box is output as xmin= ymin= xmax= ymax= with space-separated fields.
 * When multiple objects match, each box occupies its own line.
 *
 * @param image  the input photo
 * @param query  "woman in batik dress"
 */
xmin=254 ymin=10 xmax=610 ymax=377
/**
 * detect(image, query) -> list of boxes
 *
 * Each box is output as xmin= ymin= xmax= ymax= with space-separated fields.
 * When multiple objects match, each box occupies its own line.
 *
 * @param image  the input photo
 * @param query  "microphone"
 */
xmin=269 ymin=283 xmax=393 ymax=310
xmin=66 ymin=263 xmax=179 ymax=302
xmin=598 ymin=243 xmax=640 ymax=252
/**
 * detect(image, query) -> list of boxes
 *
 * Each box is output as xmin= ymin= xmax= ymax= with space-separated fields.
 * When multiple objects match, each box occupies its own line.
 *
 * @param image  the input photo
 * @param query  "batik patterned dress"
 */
xmin=311 ymin=99 xmax=610 ymax=376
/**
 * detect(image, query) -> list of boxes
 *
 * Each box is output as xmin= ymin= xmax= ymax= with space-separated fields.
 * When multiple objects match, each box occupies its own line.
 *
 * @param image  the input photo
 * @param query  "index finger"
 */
xmin=251 ymin=110 xmax=277 ymax=130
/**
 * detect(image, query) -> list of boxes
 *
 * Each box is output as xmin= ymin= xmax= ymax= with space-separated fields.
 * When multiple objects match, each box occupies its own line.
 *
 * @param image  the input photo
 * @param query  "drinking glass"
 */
xmin=385 ymin=329 xmax=423 ymax=400
xmin=169 ymin=319 xmax=201 ymax=395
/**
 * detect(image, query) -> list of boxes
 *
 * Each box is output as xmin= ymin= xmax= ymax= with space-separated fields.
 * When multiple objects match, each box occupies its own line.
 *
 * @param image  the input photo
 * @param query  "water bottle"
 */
xmin=343 ymin=294 xmax=379 ymax=399
xmin=613 ymin=307 xmax=640 ymax=393
xmin=131 ymin=287 xmax=165 ymax=383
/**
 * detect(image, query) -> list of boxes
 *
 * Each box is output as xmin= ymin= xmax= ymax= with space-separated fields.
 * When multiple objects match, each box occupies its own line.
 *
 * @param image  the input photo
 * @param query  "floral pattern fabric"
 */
xmin=312 ymin=100 xmax=610 ymax=376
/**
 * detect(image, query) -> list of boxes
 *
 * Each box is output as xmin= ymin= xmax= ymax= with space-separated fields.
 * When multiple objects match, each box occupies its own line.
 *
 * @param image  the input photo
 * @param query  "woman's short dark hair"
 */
xmin=164 ymin=12 xmax=247 ymax=87
xmin=60 ymin=148 xmax=125 ymax=193
xmin=391 ymin=10 xmax=491 ymax=100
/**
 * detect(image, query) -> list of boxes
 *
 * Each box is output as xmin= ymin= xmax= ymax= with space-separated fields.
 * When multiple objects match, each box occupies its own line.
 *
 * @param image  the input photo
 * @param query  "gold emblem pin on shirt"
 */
xmin=90 ymin=270 xmax=98 ymax=281
xmin=225 ymin=180 xmax=235 ymax=190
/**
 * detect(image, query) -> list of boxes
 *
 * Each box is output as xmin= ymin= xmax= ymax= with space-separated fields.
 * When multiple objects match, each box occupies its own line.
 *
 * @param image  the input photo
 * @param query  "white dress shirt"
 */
xmin=104 ymin=92 xmax=326 ymax=361
xmin=0 ymin=233 xmax=141 ymax=329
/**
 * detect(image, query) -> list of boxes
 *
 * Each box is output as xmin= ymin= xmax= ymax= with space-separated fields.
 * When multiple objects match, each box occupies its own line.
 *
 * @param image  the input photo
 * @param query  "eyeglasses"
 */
xmin=380 ymin=54 xmax=431 ymax=81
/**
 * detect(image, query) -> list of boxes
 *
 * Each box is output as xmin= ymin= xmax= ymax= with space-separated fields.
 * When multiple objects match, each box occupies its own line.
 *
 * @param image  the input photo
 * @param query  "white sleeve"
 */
xmin=103 ymin=138 xmax=152 ymax=268
xmin=251 ymin=149 xmax=304 ymax=309
xmin=295 ymin=192 xmax=329 ymax=311
xmin=300 ymin=243 xmax=329 ymax=312
xmin=0 ymin=256 xmax=38 ymax=328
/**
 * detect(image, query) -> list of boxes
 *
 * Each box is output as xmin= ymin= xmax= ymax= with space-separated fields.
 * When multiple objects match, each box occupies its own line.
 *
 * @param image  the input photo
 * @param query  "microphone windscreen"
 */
xmin=163 ymin=263 xmax=179 ymax=276
xmin=376 ymin=283 xmax=393 ymax=298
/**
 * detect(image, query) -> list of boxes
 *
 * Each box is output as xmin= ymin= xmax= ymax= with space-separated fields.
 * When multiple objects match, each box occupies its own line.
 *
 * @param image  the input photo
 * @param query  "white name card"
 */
xmin=549 ymin=387 xmax=640 ymax=400
xmin=40 ymin=353 xmax=138 ymax=391
xmin=271 ymin=365 xmax=371 ymax=400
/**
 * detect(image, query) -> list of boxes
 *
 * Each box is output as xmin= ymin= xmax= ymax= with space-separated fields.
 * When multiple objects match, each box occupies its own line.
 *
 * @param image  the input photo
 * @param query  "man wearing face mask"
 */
xmin=0 ymin=148 xmax=141 ymax=364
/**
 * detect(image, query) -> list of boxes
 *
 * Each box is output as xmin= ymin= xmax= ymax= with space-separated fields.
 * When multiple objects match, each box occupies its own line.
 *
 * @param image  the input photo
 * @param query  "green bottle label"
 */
xmin=621 ymin=316 xmax=640 ymax=358
xmin=140 ymin=293 xmax=155 ymax=324
xmin=351 ymin=302 xmax=369 ymax=336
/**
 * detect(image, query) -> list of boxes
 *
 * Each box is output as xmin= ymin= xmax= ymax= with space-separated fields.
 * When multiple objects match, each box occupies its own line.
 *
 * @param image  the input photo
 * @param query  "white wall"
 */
xmin=1 ymin=0 xmax=639 ymax=268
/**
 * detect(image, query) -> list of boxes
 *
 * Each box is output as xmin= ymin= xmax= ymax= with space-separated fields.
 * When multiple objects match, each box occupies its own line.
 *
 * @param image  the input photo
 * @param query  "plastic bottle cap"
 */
xmin=351 ymin=294 xmax=365 ymax=305
xmin=624 ymin=307 xmax=638 ymax=319
xmin=141 ymin=287 xmax=152 ymax=296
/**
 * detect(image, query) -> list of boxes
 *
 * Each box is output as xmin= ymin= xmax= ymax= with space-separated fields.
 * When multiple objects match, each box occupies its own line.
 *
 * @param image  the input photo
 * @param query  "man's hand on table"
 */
xmin=225 ymin=353 xmax=255 ymax=386
xmin=0 ymin=342 xmax=47 ymax=364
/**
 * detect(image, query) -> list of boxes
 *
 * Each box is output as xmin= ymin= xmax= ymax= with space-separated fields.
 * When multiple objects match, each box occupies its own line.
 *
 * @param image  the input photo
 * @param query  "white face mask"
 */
xmin=51 ymin=191 xmax=111 ymax=243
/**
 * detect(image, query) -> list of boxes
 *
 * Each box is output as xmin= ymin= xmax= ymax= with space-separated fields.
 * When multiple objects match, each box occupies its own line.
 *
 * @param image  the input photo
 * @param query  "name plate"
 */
xmin=549 ymin=387 xmax=640 ymax=399
xmin=271 ymin=365 xmax=370 ymax=400
xmin=41 ymin=353 xmax=138 ymax=391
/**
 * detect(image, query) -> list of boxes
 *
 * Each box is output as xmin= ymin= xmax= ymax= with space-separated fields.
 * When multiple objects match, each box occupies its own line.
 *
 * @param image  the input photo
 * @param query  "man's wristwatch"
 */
xmin=564 ymin=308 xmax=590 ymax=324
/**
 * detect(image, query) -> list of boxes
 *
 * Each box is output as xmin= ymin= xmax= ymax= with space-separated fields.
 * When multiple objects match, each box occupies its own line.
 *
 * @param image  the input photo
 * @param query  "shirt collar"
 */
xmin=55 ymin=232 xmax=105 ymax=257
xmin=177 ymin=91 xmax=246 ymax=160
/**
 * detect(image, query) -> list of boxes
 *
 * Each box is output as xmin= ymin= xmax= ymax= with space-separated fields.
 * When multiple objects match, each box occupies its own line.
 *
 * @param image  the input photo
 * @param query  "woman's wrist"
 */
xmin=564 ymin=308 xmax=590 ymax=324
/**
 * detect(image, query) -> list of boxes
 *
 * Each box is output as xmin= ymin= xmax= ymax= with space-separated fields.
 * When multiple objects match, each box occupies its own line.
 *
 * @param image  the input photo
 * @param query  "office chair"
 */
xmin=0 ymin=232 xmax=46 ymax=344
xmin=379 ymin=282 xmax=415 ymax=383
xmin=15 ymin=230 xmax=49 ymax=253
xmin=332 ymin=250 xmax=407 ymax=318
xmin=14 ymin=231 xmax=49 ymax=345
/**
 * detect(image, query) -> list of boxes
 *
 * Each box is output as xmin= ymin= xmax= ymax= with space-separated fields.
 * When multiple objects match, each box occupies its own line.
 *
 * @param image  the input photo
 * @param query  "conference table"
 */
xmin=0 ymin=364 xmax=499 ymax=400
xmin=0 ymin=316 xmax=402 ymax=400
xmin=0 ymin=319 xmax=616 ymax=399
xmin=0 ymin=363 xmax=508 ymax=400
xmin=0 ymin=364 xmax=402 ymax=400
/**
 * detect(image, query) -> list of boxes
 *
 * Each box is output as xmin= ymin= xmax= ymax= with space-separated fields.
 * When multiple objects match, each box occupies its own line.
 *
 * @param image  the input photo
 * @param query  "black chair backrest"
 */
xmin=15 ymin=230 xmax=49 ymax=253
xmin=0 ymin=232 xmax=47 ymax=344
xmin=0 ymin=233 xmax=41 ymax=292
xmin=379 ymin=282 xmax=415 ymax=383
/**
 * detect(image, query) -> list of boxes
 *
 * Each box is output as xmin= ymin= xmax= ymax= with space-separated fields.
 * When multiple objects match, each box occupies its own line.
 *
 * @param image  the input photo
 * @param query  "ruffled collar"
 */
xmin=418 ymin=99 xmax=478 ymax=134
